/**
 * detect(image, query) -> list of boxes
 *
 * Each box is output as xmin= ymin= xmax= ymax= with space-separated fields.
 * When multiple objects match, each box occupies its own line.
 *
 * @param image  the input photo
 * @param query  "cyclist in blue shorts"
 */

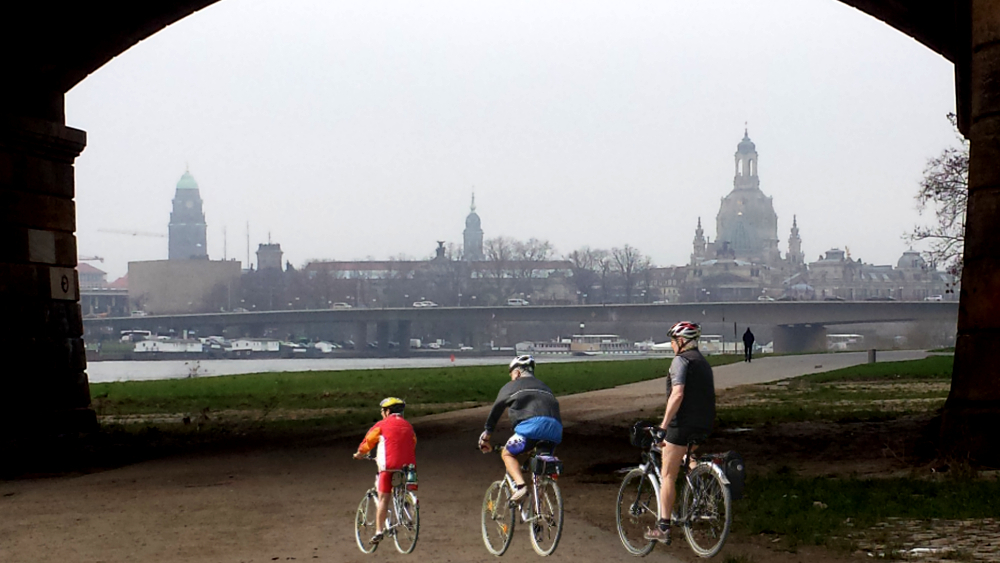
xmin=478 ymin=355 xmax=562 ymax=502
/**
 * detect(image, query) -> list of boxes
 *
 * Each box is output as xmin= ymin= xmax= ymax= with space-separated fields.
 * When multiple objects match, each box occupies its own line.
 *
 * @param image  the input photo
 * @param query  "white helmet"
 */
xmin=668 ymin=321 xmax=701 ymax=340
xmin=509 ymin=354 xmax=536 ymax=373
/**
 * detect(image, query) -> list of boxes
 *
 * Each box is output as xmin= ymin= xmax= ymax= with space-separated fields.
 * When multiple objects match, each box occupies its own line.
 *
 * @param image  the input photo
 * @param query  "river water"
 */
xmin=85 ymin=354 xmax=660 ymax=383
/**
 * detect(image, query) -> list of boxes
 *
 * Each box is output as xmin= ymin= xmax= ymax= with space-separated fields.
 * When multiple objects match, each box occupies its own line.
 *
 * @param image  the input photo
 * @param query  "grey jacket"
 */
xmin=484 ymin=375 xmax=561 ymax=433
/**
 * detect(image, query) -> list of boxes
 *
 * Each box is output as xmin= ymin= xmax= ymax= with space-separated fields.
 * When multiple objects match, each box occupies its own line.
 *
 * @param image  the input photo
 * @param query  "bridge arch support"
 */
xmin=773 ymin=324 xmax=827 ymax=355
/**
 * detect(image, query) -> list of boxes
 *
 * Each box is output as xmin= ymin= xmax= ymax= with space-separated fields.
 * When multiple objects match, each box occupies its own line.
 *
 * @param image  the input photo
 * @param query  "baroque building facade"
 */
xmin=668 ymin=131 xmax=957 ymax=303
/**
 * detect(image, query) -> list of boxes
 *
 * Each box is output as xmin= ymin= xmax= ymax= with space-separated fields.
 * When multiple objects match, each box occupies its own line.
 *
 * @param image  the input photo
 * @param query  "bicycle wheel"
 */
xmin=529 ymin=478 xmax=563 ymax=556
xmin=616 ymin=468 xmax=659 ymax=556
xmin=354 ymin=488 xmax=380 ymax=554
xmin=681 ymin=464 xmax=732 ymax=558
xmin=393 ymin=490 xmax=420 ymax=554
xmin=481 ymin=480 xmax=515 ymax=556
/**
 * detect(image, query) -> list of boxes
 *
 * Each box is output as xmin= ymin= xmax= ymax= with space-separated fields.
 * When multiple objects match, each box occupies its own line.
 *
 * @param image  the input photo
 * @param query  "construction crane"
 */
xmin=78 ymin=256 xmax=104 ymax=262
xmin=98 ymin=228 xmax=167 ymax=238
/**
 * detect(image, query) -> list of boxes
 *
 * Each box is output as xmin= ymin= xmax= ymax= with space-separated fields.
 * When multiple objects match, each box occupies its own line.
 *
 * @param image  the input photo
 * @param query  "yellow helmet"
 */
xmin=380 ymin=397 xmax=406 ymax=409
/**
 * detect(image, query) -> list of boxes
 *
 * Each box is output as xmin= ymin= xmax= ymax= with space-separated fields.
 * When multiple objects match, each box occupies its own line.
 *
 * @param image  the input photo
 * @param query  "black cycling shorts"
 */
xmin=664 ymin=426 xmax=710 ymax=447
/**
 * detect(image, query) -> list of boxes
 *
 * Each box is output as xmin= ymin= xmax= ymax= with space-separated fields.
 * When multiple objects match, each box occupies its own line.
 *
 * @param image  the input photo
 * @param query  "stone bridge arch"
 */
xmin=1 ymin=1 xmax=997 ymax=459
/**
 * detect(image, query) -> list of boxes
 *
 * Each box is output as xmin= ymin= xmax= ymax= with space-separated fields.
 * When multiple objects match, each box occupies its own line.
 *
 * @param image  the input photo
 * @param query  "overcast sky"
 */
xmin=68 ymin=0 xmax=959 ymax=280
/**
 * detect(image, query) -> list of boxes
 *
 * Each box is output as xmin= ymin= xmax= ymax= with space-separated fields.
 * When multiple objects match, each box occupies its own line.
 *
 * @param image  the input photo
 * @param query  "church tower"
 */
xmin=733 ymin=129 xmax=760 ymax=191
xmin=168 ymin=170 xmax=208 ymax=260
xmin=691 ymin=217 xmax=707 ymax=264
xmin=787 ymin=215 xmax=803 ymax=266
xmin=715 ymin=129 xmax=780 ymax=265
xmin=463 ymin=193 xmax=484 ymax=261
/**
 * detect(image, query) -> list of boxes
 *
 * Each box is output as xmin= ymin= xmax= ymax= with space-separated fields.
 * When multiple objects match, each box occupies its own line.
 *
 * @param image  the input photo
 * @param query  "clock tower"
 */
xmin=168 ymin=170 xmax=209 ymax=260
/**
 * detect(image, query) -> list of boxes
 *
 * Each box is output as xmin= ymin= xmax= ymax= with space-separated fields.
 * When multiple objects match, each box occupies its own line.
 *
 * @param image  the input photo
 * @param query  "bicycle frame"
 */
xmin=633 ymin=439 xmax=731 ymax=522
xmin=617 ymin=427 xmax=733 ymax=558
xmin=502 ymin=470 xmax=546 ymax=525
xmin=355 ymin=456 xmax=419 ymax=555
xmin=481 ymin=443 xmax=564 ymax=557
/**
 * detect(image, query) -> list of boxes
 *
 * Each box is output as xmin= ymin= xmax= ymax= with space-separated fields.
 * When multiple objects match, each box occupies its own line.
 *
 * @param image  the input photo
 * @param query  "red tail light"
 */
xmin=406 ymin=483 xmax=418 ymax=491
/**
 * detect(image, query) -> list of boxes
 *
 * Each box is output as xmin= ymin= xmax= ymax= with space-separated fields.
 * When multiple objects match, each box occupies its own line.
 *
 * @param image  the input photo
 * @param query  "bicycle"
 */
xmin=480 ymin=442 xmax=564 ymax=557
xmin=354 ymin=456 xmax=420 ymax=555
xmin=615 ymin=425 xmax=732 ymax=558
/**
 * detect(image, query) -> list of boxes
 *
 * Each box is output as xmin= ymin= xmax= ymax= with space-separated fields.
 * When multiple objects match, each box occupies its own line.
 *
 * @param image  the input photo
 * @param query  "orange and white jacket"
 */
xmin=357 ymin=414 xmax=417 ymax=471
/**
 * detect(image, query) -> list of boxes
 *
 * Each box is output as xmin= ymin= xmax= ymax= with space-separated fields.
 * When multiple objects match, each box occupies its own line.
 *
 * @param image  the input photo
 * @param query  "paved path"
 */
xmin=0 ymin=351 xmax=929 ymax=563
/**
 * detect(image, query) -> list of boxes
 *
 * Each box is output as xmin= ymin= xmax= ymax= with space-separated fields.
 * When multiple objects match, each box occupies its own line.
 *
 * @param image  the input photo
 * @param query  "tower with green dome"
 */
xmin=168 ymin=170 xmax=208 ymax=260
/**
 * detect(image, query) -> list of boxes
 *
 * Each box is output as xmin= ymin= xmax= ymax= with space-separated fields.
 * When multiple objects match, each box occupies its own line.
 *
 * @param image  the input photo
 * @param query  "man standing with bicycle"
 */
xmin=478 ymin=355 xmax=562 ymax=503
xmin=645 ymin=322 xmax=716 ymax=544
xmin=353 ymin=397 xmax=417 ymax=546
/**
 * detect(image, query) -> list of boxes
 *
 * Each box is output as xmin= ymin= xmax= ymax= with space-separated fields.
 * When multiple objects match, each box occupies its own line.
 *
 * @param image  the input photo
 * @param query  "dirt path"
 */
xmin=0 ymin=352 xmax=928 ymax=563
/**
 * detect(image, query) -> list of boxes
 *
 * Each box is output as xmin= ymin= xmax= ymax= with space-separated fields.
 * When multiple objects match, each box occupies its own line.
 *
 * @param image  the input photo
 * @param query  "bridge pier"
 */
xmin=394 ymin=320 xmax=412 ymax=357
xmin=941 ymin=0 xmax=1000 ymax=462
xmin=376 ymin=321 xmax=391 ymax=355
xmin=353 ymin=321 xmax=368 ymax=350
xmin=772 ymin=324 xmax=826 ymax=354
xmin=0 ymin=110 xmax=96 ymax=438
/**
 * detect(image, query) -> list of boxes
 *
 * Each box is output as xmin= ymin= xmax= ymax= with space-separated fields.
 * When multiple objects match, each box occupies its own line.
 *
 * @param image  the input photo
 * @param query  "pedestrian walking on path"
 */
xmin=742 ymin=328 xmax=755 ymax=362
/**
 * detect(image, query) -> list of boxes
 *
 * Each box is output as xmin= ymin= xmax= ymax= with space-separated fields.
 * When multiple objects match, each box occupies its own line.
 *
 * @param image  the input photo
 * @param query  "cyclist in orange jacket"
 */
xmin=353 ymin=397 xmax=417 ymax=545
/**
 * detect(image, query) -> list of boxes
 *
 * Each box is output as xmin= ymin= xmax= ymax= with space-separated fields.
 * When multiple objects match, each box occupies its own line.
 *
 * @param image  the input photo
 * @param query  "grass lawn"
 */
xmin=740 ymin=469 xmax=1000 ymax=550
xmin=717 ymin=355 xmax=953 ymax=426
xmin=91 ymin=356 xmax=744 ymax=422
xmin=718 ymin=354 xmax=1000 ymax=555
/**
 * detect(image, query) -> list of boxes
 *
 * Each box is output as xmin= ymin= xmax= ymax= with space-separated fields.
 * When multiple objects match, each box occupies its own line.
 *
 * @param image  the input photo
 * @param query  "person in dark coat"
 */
xmin=742 ymin=327 xmax=755 ymax=362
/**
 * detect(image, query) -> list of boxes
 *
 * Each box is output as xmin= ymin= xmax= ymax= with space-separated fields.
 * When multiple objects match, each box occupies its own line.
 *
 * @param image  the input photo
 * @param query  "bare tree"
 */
xmin=567 ymin=247 xmax=606 ymax=304
xmin=482 ymin=236 xmax=518 ymax=304
xmin=908 ymin=113 xmax=968 ymax=280
xmin=612 ymin=244 xmax=653 ymax=303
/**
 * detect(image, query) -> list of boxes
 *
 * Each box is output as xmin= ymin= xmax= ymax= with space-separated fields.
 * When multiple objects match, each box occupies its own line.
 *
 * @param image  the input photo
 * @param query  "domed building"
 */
xmin=679 ymin=130 xmax=805 ymax=301
xmin=463 ymin=193 xmax=484 ymax=261
xmin=711 ymin=129 xmax=780 ymax=265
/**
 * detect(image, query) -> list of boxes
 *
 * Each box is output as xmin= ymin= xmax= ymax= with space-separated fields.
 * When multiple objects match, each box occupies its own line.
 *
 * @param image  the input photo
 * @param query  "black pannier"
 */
xmin=629 ymin=421 xmax=656 ymax=448
xmin=530 ymin=454 xmax=563 ymax=477
xmin=722 ymin=451 xmax=745 ymax=500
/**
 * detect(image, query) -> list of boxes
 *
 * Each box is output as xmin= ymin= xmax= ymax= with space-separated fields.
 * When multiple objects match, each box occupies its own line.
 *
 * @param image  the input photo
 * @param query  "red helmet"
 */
xmin=668 ymin=321 xmax=701 ymax=340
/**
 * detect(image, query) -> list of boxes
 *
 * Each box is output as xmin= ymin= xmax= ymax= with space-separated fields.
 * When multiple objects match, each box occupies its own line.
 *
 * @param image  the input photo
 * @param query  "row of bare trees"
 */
xmin=567 ymin=245 xmax=654 ymax=304
xmin=231 ymin=237 xmax=656 ymax=311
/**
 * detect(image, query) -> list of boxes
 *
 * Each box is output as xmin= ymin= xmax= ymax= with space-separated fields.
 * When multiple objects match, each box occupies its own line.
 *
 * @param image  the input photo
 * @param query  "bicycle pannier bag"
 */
xmin=530 ymin=455 xmax=563 ymax=477
xmin=722 ymin=451 xmax=745 ymax=500
xmin=629 ymin=421 xmax=655 ymax=448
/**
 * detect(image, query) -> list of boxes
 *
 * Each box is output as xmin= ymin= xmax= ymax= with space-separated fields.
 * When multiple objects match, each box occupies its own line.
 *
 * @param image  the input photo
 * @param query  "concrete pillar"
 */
xmin=395 ymin=320 xmax=412 ymax=357
xmin=0 ymin=113 xmax=95 ymax=437
xmin=772 ymin=324 xmax=826 ymax=354
xmin=376 ymin=321 xmax=391 ymax=355
xmin=942 ymin=0 xmax=1000 ymax=462
xmin=354 ymin=321 xmax=368 ymax=350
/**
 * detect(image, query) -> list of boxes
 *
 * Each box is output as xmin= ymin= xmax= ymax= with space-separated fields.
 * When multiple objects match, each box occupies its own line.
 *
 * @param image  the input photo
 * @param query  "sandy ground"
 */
xmin=0 ymin=351 xmax=929 ymax=563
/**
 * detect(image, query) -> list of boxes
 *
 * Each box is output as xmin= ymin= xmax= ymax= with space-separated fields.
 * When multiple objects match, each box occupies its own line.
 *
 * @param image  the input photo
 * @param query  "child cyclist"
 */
xmin=353 ymin=397 xmax=417 ymax=545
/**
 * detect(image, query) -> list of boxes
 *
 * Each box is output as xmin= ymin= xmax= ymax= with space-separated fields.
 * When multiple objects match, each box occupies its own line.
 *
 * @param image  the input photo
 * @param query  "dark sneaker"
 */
xmin=644 ymin=526 xmax=671 ymax=544
xmin=370 ymin=531 xmax=384 ymax=545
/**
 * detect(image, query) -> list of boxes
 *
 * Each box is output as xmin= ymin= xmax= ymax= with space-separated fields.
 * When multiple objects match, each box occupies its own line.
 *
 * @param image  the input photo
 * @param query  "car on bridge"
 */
xmin=412 ymin=300 xmax=438 ymax=307
xmin=330 ymin=302 xmax=352 ymax=309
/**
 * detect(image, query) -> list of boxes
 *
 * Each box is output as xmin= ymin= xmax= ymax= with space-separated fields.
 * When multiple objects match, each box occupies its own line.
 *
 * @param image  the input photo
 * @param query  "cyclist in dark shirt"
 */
xmin=645 ymin=321 xmax=716 ymax=545
xmin=479 ymin=355 xmax=562 ymax=502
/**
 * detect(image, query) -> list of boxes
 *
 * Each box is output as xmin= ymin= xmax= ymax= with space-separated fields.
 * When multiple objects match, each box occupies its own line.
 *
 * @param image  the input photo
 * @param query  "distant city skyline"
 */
xmin=68 ymin=1 xmax=960 ymax=279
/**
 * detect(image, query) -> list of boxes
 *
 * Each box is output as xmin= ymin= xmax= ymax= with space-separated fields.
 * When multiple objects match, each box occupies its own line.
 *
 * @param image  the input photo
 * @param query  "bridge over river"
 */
xmin=84 ymin=301 xmax=958 ymax=354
